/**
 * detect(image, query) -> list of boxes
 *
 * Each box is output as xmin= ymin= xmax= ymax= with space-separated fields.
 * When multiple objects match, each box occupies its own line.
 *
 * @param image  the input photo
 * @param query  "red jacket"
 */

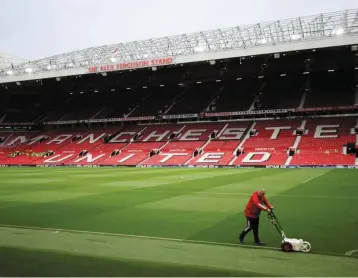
xmin=244 ymin=191 xmax=272 ymax=218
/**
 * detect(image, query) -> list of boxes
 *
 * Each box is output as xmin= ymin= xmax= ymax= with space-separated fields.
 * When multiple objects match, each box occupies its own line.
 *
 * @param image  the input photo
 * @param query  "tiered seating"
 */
xmin=100 ymin=125 xmax=183 ymax=165
xmin=130 ymin=86 xmax=185 ymax=117
xmin=187 ymin=122 xmax=249 ymax=166
xmin=289 ymin=153 xmax=355 ymax=166
xmin=231 ymin=120 xmax=300 ymax=165
xmin=141 ymin=123 xmax=225 ymax=165
xmin=0 ymin=117 xmax=356 ymax=166
xmin=167 ymin=82 xmax=222 ymax=115
xmin=234 ymin=153 xmax=290 ymax=166
xmin=0 ymin=132 xmax=43 ymax=164
xmin=290 ymin=117 xmax=357 ymax=165
xmin=16 ymin=130 xmax=92 ymax=165
xmin=212 ymin=79 xmax=259 ymax=112
xmin=258 ymin=74 xmax=304 ymax=109
xmin=136 ymin=124 xmax=184 ymax=142
xmin=99 ymin=152 xmax=147 ymax=166
xmin=93 ymin=142 xmax=127 ymax=153
xmin=177 ymin=123 xmax=226 ymax=141
xmin=142 ymin=141 xmax=204 ymax=165
xmin=188 ymin=141 xmax=238 ymax=166
xmin=304 ymin=71 xmax=355 ymax=108
xmin=242 ymin=120 xmax=300 ymax=151
xmin=60 ymin=129 xmax=119 ymax=165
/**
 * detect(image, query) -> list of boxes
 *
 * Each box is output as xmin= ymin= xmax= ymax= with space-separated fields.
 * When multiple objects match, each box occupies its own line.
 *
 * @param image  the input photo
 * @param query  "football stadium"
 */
xmin=1 ymin=8 xmax=358 ymax=277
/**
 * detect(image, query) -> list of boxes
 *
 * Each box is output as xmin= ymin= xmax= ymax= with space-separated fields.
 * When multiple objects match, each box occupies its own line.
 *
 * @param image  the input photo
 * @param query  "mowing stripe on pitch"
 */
xmin=129 ymin=189 xmax=358 ymax=199
xmin=0 ymin=223 xmax=280 ymax=251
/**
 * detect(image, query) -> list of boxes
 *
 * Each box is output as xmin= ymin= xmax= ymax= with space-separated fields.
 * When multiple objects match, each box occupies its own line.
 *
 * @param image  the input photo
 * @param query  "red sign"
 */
xmin=88 ymin=57 xmax=174 ymax=73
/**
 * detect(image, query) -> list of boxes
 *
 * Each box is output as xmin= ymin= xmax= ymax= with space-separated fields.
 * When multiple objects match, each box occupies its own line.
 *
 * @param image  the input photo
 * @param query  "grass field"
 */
xmin=0 ymin=167 xmax=357 ymax=276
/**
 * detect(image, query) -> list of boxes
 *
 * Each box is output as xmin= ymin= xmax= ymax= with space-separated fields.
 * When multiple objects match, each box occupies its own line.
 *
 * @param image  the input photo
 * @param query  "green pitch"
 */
xmin=0 ymin=167 xmax=357 ymax=276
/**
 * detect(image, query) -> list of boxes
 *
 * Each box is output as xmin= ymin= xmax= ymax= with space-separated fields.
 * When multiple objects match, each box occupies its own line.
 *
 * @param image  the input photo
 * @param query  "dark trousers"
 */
xmin=239 ymin=216 xmax=260 ymax=243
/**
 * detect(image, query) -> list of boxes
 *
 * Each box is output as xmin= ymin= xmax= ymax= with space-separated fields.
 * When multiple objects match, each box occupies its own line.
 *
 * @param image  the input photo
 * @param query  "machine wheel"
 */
xmin=301 ymin=241 xmax=311 ymax=253
xmin=281 ymin=242 xmax=293 ymax=252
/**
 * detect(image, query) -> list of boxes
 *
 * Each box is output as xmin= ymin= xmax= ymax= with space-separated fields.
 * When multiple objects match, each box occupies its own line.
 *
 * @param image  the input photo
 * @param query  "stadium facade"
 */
xmin=0 ymin=9 xmax=358 ymax=168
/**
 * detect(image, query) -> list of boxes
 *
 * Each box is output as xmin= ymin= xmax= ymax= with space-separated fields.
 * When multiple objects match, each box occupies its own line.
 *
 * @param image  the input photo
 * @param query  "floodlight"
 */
xmin=291 ymin=34 xmax=301 ymax=40
xmin=333 ymin=27 xmax=344 ymax=36
xmin=194 ymin=46 xmax=205 ymax=52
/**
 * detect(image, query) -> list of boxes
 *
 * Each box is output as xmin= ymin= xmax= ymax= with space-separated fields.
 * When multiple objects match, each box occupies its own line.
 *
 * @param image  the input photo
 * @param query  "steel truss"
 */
xmin=2 ymin=9 xmax=358 ymax=76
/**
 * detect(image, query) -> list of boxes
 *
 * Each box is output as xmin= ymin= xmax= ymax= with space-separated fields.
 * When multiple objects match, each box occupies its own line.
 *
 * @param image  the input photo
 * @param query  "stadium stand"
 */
xmin=1 ymin=10 xmax=358 ymax=168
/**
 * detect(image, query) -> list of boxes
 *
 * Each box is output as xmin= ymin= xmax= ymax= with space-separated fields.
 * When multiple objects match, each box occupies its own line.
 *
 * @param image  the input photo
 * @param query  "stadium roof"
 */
xmin=1 ymin=8 xmax=358 ymax=84
xmin=0 ymin=53 xmax=29 ymax=70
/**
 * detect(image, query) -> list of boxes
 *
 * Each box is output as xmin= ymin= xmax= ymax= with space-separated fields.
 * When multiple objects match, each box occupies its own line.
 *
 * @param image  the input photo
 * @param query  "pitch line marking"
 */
xmin=301 ymin=172 xmax=328 ymax=184
xmin=345 ymin=249 xmax=358 ymax=256
xmin=0 ymin=223 xmax=280 ymax=252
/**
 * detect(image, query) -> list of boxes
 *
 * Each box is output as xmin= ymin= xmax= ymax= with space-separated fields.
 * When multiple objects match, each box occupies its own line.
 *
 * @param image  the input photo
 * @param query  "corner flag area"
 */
xmin=0 ymin=167 xmax=357 ymax=276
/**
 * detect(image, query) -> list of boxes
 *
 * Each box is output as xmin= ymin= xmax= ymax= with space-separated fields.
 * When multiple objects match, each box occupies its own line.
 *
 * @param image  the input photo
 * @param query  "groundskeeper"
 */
xmin=239 ymin=189 xmax=273 ymax=245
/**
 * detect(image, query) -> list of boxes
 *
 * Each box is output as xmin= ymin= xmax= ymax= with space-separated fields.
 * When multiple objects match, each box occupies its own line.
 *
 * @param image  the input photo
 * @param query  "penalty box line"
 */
xmin=0 ymin=223 xmax=280 ymax=252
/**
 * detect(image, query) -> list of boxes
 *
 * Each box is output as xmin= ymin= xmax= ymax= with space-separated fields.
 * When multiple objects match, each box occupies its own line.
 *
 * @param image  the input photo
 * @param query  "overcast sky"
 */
xmin=1 ymin=0 xmax=357 ymax=60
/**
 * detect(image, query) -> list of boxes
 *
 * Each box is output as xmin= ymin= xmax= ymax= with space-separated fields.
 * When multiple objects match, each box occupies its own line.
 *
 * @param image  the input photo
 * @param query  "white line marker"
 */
xmin=0 ymin=223 xmax=280 ymax=251
xmin=345 ymin=249 xmax=358 ymax=256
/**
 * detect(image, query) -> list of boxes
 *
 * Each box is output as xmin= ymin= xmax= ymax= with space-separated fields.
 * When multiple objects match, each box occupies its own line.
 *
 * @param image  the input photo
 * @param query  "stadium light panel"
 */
xmin=6 ymin=70 xmax=13 ymax=75
xmin=333 ymin=27 xmax=344 ymax=36
xmin=328 ymin=69 xmax=335 ymax=72
xmin=25 ymin=67 xmax=33 ymax=73
xmin=303 ymin=71 xmax=310 ymax=75
xmin=111 ymin=88 xmax=116 ymax=92
xmin=126 ymin=88 xmax=131 ymax=90
xmin=291 ymin=34 xmax=301 ymax=40
xmin=194 ymin=46 xmax=205 ymax=52
xmin=258 ymin=76 xmax=264 ymax=79
xmin=216 ymin=80 xmax=221 ymax=82
xmin=197 ymin=81 xmax=202 ymax=84
xmin=142 ymin=86 xmax=147 ymax=89
xmin=354 ymin=67 xmax=358 ymax=70
xmin=110 ymin=57 xmax=117 ymax=63
xmin=280 ymin=73 xmax=287 ymax=77
xmin=259 ymin=38 xmax=267 ymax=44
xmin=46 ymin=65 xmax=52 ymax=70
xmin=236 ymin=77 xmax=242 ymax=80
xmin=160 ymin=84 xmax=164 ymax=87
